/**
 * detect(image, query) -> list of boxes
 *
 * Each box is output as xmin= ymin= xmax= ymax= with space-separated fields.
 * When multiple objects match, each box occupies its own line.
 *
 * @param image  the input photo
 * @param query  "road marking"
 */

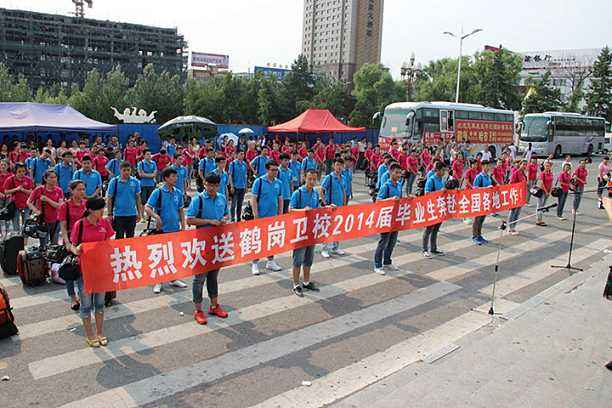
xmin=0 ymin=276 xmax=20 ymax=288
xmin=58 ymin=281 xmax=461 ymax=408
xmin=249 ymin=310 xmax=490 ymax=408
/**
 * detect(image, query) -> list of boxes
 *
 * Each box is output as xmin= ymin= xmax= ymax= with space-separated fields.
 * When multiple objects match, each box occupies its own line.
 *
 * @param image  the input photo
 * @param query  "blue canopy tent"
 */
xmin=0 ymin=102 xmax=117 ymax=145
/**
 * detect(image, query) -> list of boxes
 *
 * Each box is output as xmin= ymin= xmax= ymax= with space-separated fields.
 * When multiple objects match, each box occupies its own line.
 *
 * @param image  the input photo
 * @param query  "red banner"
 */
xmin=80 ymin=182 xmax=527 ymax=293
xmin=455 ymin=119 xmax=514 ymax=144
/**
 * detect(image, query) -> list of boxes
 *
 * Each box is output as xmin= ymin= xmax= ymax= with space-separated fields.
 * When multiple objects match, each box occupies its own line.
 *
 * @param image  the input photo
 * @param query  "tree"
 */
xmin=472 ymin=48 xmax=522 ymax=110
xmin=0 ymin=64 xmax=32 ymax=101
xmin=311 ymin=78 xmax=354 ymax=121
xmin=413 ymin=57 xmax=479 ymax=103
xmin=585 ymin=46 xmax=612 ymax=121
xmin=350 ymin=64 xmax=404 ymax=127
xmin=561 ymin=60 xmax=593 ymax=112
xmin=521 ymin=71 xmax=562 ymax=114
xmin=184 ymin=78 xmax=224 ymax=122
xmin=282 ymin=54 xmax=316 ymax=119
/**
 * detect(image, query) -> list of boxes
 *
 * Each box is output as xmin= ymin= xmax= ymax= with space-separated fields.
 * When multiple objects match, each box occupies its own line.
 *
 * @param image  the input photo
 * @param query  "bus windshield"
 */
xmin=520 ymin=116 xmax=548 ymax=142
xmin=381 ymin=108 xmax=411 ymax=138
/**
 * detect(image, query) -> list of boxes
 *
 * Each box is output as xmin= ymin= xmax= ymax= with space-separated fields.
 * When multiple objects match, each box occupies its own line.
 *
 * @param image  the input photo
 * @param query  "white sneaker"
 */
xmin=423 ymin=251 xmax=432 ymax=259
xmin=266 ymin=260 xmax=282 ymax=271
xmin=558 ymin=216 xmax=566 ymax=221
xmin=170 ymin=280 xmax=187 ymax=288
xmin=251 ymin=263 xmax=260 ymax=275
xmin=321 ymin=250 xmax=331 ymax=258
xmin=374 ymin=267 xmax=386 ymax=275
xmin=153 ymin=283 xmax=162 ymax=294
xmin=333 ymin=248 xmax=346 ymax=256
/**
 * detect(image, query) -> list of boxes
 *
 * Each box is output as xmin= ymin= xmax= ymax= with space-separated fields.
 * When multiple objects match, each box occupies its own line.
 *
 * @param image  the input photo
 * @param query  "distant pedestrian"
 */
xmin=536 ymin=160 xmax=553 ymax=226
xmin=472 ymin=160 xmax=492 ymax=245
xmin=374 ymin=163 xmax=403 ymax=274
xmin=422 ymin=162 xmax=446 ymax=257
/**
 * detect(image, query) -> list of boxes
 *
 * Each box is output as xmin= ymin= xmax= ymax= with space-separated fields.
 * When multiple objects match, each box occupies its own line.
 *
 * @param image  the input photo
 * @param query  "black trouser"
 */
xmin=113 ymin=215 xmax=137 ymax=239
xmin=141 ymin=186 xmax=155 ymax=205
xmin=472 ymin=215 xmax=486 ymax=238
xmin=231 ymin=188 xmax=246 ymax=221
xmin=374 ymin=231 xmax=398 ymax=268
xmin=283 ymin=199 xmax=290 ymax=214
xmin=422 ymin=222 xmax=442 ymax=252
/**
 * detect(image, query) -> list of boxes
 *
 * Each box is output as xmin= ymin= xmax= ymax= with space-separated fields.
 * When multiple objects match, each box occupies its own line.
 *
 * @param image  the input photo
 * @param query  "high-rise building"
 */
xmin=302 ymin=0 xmax=384 ymax=83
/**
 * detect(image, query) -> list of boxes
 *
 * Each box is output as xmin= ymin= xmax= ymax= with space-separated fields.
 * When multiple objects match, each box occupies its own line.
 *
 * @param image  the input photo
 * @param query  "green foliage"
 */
xmin=350 ymin=64 xmax=404 ymax=127
xmin=521 ymin=71 xmax=562 ymax=114
xmin=585 ymin=46 xmax=612 ymax=121
xmin=0 ymin=65 xmax=31 ymax=101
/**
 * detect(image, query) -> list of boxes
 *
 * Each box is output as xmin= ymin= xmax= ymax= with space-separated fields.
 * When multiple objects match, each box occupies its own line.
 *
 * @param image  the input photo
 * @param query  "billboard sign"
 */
xmin=254 ymin=66 xmax=291 ymax=80
xmin=191 ymin=52 xmax=229 ymax=68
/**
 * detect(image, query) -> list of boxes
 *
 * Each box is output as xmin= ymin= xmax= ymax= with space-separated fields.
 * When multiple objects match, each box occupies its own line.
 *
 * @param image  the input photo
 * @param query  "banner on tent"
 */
xmin=80 ymin=182 xmax=527 ymax=293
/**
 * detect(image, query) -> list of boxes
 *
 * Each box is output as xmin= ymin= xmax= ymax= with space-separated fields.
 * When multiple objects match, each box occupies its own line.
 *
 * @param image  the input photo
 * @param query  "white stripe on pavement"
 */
xmin=0 ymin=276 xmax=20 ymax=288
xmin=58 ymin=281 xmax=461 ymax=408
xmin=249 ymin=311 xmax=491 ymax=408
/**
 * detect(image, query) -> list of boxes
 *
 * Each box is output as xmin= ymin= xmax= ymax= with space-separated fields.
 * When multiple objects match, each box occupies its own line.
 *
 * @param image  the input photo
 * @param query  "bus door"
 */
xmin=440 ymin=110 xmax=455 ymax=143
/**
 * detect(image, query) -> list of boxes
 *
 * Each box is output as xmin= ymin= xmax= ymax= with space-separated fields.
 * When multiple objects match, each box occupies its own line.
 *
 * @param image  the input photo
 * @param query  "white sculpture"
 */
xmin=111 ymin=106 xmax=157 ymax=124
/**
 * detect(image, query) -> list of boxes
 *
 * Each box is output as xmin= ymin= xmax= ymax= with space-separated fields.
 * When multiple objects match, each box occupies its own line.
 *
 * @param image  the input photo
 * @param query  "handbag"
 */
xmin=529 ymin=186 xmax=544 ymax=198
xmin=551 ymin=186 xmax=562 ymax=198
xmin=58 ymin=220 xmax=83 ymax=281
xmin=0 ymin=200 xmax=16 ymax=221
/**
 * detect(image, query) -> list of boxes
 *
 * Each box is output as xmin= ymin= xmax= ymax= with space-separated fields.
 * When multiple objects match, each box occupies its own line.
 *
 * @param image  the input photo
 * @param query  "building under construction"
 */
xmin=0 ymin=7 xmax=187 ymax=91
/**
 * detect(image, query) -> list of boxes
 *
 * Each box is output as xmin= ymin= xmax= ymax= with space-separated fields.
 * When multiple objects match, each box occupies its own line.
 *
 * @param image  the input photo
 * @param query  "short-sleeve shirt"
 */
xmin=250 ymin=156 xmax=269 ymax=177
xmin=251 ymin=176 xmax=282 ymax=218
xmin=558 ymin=171 xmax=572 ymax=192
xmin=228 ymin=160 xmax=247 ymax=189
xmin=321 ymin=172 xmax=345 ymax=206
xmin=106 ymin=176 xmax=141 ymax=217
xmin=527 ymin=163 xmax=538 ymax=181
xmin=290 ymin=186 xmax=319 ymax=210
xmin=153 ymin=153 xmax=172 ymax=171
xmin=4 ymin=175 xmax=34 ymax=209
xmin=573 ymin=167 xmax=588 ymax=187
xmin=424 ymin=175 xmax=444 ymax=193
xmin=301 ymin=157 xmax=318 ymax=172
xmin=211 ymin=169 xmax=229 ymax=194
xmin=171 ymin=165 xmax=189 ymax=192
xmin=137 ymin=160 xmax=157 ymax=187
xmin=186 ymin=191 xmax=228 ymax=229
xmin=289 ymin=160 xmax=302 ymax=184
xmin=31 ymin=157 xmax=52 ymax=185
xmin=123 ymin=147 xmax=139 ymax=167
xmin=93 ymin=156 xmax=109 ymax=177
xmin=70 ymin=217 xmax=115 ymax=244
xmin=199 ymin=157 xmax=217 ymax=177
xmin=342 ymin=169 xmax=353 ymax=199
xmin=278 ymin=166 xmax=293 ymax=200
xmin=73 ymin=169 xmax=102 ymax=197
xmin=146 ymin=185 xmax=184 ymax=233
xmin=58 ymin=199 xmax=86 ymax=236
xmin=540 ymin=170 xmax=554 ymax=192
xmin=376 ymin=163 xmax=388 ymax=188
xmin=106 ymin=159 xmax=121 ymax=178
xmin=473 ymin=172 xmax=493 ymax=188
xmin=378 ymin=180 xmax=403 ymax=199
xmin=54 ymin=163 xmax=75 ymax=193
xmin=29 ymin=185 xmax=64 ymax=223
xmin=509 ymin=168 xmax=526 ymax=184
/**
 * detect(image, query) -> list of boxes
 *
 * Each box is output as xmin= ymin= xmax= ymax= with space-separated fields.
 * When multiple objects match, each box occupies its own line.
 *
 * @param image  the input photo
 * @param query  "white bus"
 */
xmin=518 ymin=112 xmax=606 ymax=158
xmin=379 ymin=101 xmax=515 ymax=157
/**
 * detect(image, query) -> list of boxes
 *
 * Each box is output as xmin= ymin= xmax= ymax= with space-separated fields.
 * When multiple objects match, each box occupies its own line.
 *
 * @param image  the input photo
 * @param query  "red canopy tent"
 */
xmin=267 ymin=109 xmax=365 ymax=133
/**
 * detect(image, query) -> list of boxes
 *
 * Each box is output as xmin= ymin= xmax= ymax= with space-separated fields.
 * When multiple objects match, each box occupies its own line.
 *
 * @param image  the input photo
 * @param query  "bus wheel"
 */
xmin=554 ymin=145 xmax=562 ymax=159
xmin=586 ymin=144 xmax=593 ymax=156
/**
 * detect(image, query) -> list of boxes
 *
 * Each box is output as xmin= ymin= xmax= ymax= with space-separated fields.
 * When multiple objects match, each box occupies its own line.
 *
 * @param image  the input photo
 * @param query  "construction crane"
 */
xmin=72 ymin=0 xmax=93 ymax=18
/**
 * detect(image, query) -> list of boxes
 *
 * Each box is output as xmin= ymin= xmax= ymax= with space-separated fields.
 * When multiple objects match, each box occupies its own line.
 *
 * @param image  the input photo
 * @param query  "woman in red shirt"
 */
xmin=556 ymin=163 xmax=572 ymax=220
xmin=59 ymin=180 xmax=87 ymax=311
xmin=572 ymin=159 xmax=588 ymax=214
xmin=536 ymin=160 xmax=554 ymax=226
xmin=526 ymin=157 xmax=539 ymax=205
xmin=491 ymin=159 xmax=506 ymax=185
xmin=507 ymin=160 xmax=527 ymax=235
xmin=69 ymin=197 xmax=115 ymax=348
xmin=0 ymin=160 xmax=11 ymax=234
xmin=27 ymin=170 xmax=64 ymax=248
xmin=451 ymin=152 xmax=464 ymax=183
xmin=4 ymin=163 xmax=34 ymax=232
xmin=123 ymin=141 xmax=140 ymax=168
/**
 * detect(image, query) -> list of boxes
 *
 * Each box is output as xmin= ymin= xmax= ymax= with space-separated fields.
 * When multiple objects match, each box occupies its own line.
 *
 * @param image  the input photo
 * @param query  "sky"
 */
xmin=1 ymin=0 xmax=611 ymax=78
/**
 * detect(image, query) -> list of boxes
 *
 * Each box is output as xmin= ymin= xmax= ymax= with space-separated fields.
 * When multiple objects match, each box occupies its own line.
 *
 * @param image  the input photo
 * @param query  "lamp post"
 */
xmin=443 ymin=27 xmax=483 ymax=103
xmin=400 ymin=53 xmax=432 ymax=101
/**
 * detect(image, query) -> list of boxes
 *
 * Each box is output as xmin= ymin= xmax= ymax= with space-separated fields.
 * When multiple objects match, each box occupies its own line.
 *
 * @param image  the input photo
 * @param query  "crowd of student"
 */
xmin=0 ymin=133 xmax=609 ymax=348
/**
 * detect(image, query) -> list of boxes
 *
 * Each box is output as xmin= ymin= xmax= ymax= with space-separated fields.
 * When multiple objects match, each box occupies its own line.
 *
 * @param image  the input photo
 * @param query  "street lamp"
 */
xmin=400 ymin=53 xmax=432 ymax=101
xmin=443 ymin=27 xmax=483 ymax=103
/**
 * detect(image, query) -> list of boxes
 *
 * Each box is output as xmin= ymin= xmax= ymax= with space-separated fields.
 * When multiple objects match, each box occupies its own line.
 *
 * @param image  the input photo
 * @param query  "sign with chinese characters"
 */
xmin=80 ymin=182 xmax=527 ymax=293
xmin=520 ymin=49 xmax=600 ymax=71
xmin=423 ymin=132 xmax=454 ymax=146
xmin=455 ymin=120 xmax=514 ymax=145
xmin=191 ymin=52 xmax=230 ymax=69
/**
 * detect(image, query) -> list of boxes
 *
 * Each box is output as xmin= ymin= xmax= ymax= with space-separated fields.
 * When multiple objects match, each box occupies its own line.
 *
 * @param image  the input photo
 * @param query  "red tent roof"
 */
xmin=267 ymin=109 xmax=365 ymax=133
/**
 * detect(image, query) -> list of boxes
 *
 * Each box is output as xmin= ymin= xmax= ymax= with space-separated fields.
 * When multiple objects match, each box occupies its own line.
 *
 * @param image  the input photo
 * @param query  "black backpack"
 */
xmin=0 ymin=235 xmax=24 ymax=276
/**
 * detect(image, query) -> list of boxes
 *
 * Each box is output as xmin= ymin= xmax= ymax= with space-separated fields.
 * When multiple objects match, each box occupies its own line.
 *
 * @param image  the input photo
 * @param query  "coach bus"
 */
xmin=378 ymin=101 xmax=515 ymax=157
xmin=517 ymin=112 xmax=606 ymax=158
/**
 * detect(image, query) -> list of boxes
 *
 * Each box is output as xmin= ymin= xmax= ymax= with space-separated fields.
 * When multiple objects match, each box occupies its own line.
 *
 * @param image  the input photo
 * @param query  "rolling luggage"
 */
xmin=17 ymin=247 xmax=48 ymax=287
xmin=0 ymin=235 xmax=25 ymax=276
xmin=0 ymin=284 xmax=18 ymax=339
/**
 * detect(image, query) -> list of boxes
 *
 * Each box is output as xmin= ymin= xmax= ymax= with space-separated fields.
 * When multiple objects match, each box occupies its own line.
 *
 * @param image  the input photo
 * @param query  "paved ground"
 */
xmin=0 ymin=157 xmax=610 ymax=407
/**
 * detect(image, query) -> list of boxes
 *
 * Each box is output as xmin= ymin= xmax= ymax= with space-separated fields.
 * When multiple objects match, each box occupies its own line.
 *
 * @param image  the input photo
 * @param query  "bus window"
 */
xmin=440 ymin=110 xmax=449 ymax=132
xmin=483 ymin=112 xmax=495 ymax=121
xmin=468 ymin=111 xmax=482 ymax=120
xmin=456 ymin=110 xmax=469 ymax=119
xmin=448 ymin=111 xmax=455 ymax=131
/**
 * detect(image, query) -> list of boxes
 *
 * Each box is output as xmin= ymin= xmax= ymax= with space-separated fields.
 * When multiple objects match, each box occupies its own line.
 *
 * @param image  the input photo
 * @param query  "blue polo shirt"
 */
xmin=106 ymin=158 xmax=121 ymax=178
xmin=170 ymin=165 xmax=190 ymax=193
xmin=301 ymin=156 xmax=318 ymax=172
xmin=342 ymin=169 xmax=353 ymax=199
xmin=376 ymin=163 xmax=388 ymax=189
xmin=146 ymin=185 xmax=184 ymax=233
xmin=278 ymin=166 xmax=293 ymax=200
xmin=198 ymin=157 xmax=217 ymax=177
xmin=473 ymin=172 xmax=493 ymax=188
xmin=137 ymin=160 xmax=157 ymax=187
xmin=321 ymin=172 xmax=345 ymax=206
xmin=252 ymin=176 xmax=282 ymax=218
xmin=425 ymin=175 xmax=444 ymax=193
xmin=378 ymin=179 xmax=403 ymax=199
xmin=250 ymin=155 xmax=269 ymax=177
xmin=426 ymin=169 xmax=436 ymax=180
xmin=31 ymin=157 xmax=52 ymax=184
xmin=186 ymin=191 xmax=228 ymax=229
xmin=166 ymin=144 xmax=177 ymax=158
xmin=228 ymin=160 xmax=247 ymax=189
xmin=73 ymin=169 xmax=102 ymax=196
xmin=211 ymin=168 xmax=229 ymax=195
xmin=289 ymin=160 xmax=302 ymax=186
xmin=107 ymin=176 xmax=141 ymax=216
xmin=290 ymin=186 xmax=320 ymax=210
xmin=54 ymin=162 xmax=74 ymax=193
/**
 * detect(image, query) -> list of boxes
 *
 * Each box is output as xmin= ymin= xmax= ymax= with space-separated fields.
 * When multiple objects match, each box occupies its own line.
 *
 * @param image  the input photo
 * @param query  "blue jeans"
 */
xmin=573 ymin=185 xmax=583 ymax=211
xmin=557 ymin=191 xmax=568 ymax=217
xmin=405 ymin=173 xmax=416 ymax=195
xmin=508 ymin=207 xmax=522 ymax=231
xmin=39 ymin=221 xmax=60 ymax=249
xmin=77 ymin=278 xmax=105 ymax=319
xmin=193 ymin=269 xmax=219 ymax=304
xmin=374 ymin=231 xmax=398 ymax=268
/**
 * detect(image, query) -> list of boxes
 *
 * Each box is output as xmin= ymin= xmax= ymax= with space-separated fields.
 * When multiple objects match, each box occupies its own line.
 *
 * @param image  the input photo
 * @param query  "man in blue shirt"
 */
xmin=423 ymin=161 xmax=447 ymax=258
xmin=198 ymin=148 xmax=217 ymax=192
xmin=106 ymin=161 xmax=143 ymax=239
xmin=320 ymin=158 xmax=347 ymax=258
xmin=289 ymin=151 xmax=302 ymax=190
xmin=342 ymin=155 xmax=354 ymax=203
xmin=376 ymin=154 xmax=393 ymax=190
xmin=54 ymin=151 xmax=75 ymax=196
xmin=105 ymin=149 xmax=122 ymax=179
xmin=211 ymin=156 xmax=229 ymax=198
xmin=472 ymin=160 xmax=492 ymax=245
xmin=300 ymin=149 xmax=318 ymax=181
xmin=278 ymin=153 xmax=293 ymax=213
xmin=186 ymin=173 xmax=230 ymax=325
xmin=250 ymin=160 xmax=283 ymax=275
xmin=73 ymin=156 xmax=102 ymax=198
xmin=145 ymin=167 xmax=188 ymax=294
xmin=373 ymin=163 xmax=403 ymax=275
xmin=137 ymin=150 xmax=158 ymax=204
xmin=169 ymin=153 xmax=190 ymax=199
xmin=289 ymin=169 xmax=320 ymax=297
xmin=31 ymin=148 xmax=53 ymax=185
xmin=228 ymin=150 xmax=248 ymax=222
xmin=165 ymin=138 xmax=177 ymax=158
xmin=250 ymin=147 xmax=270 ymax=178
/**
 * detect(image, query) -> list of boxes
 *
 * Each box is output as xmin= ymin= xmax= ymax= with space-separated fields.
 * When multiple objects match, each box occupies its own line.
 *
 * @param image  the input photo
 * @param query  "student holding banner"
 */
xmin=373 ymin=163 xmax=403 ymax=275
xmin=472 ymin=160 xmax=493 ymax=245
xmin=186 ymin=173 xmax=230 ymax=325
xmin=422 ymin=162 xmax=446 ymax=258
xmin=228 ymin=150 xmax=248 ymax=222
xmin=321 ymin=158 xmax=347 ymax=258
xmin=106 ymin=161 xmax=142 ymax=240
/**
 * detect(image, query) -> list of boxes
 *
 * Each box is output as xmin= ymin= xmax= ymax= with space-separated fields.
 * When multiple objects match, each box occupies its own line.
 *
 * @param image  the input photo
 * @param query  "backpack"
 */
xmin=0 ymin=235 xmax=25 ymax=276
xmin=242 ymin=177 xmax=263 ymax=221
xmin=0 ymin=284 xmax=18 ymax=339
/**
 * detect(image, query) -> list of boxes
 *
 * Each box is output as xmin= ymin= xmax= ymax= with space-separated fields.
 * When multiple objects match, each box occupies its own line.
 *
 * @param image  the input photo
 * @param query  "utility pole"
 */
xmin=443 ymin=27 xmax=483 ymax=103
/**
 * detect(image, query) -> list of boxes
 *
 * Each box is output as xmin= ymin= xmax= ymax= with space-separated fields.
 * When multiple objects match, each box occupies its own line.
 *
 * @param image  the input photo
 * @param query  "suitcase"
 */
xmin=17 ymin=247 xmax=48 ymax=287
xmin=0 ymin=235 xmax=25 ymax=276
xmin=0 ymin=284 xmax=18 ymax=339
